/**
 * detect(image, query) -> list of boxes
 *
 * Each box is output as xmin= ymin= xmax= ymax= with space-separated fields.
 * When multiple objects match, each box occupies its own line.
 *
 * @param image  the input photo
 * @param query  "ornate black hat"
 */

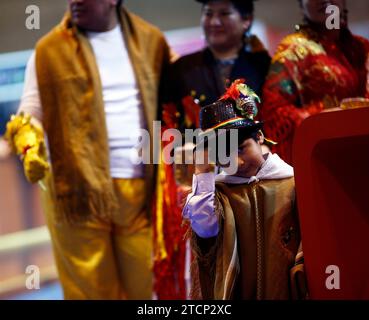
xmin=200 ymin=79 xmax=262 ymax=135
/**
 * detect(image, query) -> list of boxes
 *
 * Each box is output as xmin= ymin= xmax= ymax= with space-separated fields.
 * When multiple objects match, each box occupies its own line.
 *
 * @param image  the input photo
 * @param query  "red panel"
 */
xmin=293 ymin=107 xmax=369 ymax=299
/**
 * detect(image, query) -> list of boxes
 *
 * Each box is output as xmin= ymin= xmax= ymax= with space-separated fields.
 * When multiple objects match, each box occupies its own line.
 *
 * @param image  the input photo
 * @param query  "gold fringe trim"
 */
xmin=54 ymin=184 xmax=119 ymax=224
xmin=154 ymin=160 xmax=168 ymax=261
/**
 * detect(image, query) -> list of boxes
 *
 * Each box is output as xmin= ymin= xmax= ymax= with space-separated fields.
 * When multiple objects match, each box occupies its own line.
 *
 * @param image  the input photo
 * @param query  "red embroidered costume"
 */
xmin=260 ymin=25 xmax=369 ymax=164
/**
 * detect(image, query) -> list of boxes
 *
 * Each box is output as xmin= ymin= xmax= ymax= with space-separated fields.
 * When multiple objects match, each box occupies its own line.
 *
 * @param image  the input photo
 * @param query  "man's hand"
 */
xmin=5 ymin=113 xmax=49 ymax=183
xmin=23 ymin=147 xmax=49 ymax=183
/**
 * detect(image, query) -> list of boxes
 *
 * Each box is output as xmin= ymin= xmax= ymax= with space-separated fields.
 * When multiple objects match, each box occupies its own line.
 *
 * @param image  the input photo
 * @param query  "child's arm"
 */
xmin=183 ymin=172 xmax=219 ymax=238
xmin=182 ymin=148 xmax=219 ymax=238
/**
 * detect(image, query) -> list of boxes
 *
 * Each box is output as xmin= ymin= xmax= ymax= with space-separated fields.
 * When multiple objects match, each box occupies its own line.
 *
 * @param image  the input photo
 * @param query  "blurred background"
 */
xmin=0 ymin=0 xmax=368 ymax=299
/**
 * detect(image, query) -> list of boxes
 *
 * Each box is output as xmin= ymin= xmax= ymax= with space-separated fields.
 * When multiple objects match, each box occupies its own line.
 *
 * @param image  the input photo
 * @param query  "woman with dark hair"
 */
xmin=260 ymin=0 xmax=369 ymax=164
xmin=166 ymin=0 xmax=270 ymax=114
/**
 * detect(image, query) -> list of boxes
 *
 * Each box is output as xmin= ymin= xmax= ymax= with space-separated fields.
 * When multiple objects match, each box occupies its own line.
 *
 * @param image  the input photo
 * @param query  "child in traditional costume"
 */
xmin=183 ymin=80 xmax=306 ymax=299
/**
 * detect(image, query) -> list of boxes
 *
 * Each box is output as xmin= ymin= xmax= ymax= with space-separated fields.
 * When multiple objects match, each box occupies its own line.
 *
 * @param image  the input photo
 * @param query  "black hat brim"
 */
xmin=195 ymin=120 xmax=263 ymax=150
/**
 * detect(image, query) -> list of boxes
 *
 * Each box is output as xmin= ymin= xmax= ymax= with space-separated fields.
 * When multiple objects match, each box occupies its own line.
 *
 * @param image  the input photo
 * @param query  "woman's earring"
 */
xmin=342 ymin=8 xmax=348 ymax=26
xmin=243 ymin=29 xmax=251 ymax=51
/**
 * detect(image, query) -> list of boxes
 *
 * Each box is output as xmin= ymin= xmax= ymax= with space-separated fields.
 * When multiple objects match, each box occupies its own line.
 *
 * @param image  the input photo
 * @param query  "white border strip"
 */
xmin=0 ymin=226 xmax=51 ymax=255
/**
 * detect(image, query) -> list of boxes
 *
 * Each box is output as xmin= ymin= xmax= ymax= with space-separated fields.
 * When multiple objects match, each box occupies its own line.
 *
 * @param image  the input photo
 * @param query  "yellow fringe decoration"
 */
xmin=5 ymin=112 xmax=49 ymax=183
xmin=155 ymin=158 xmax=168 ymax=261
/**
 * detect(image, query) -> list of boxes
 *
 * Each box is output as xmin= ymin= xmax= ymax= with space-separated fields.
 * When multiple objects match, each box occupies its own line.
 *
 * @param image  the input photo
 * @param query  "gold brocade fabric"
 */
xmin=192 ymin=178 xmax=301 ymax=300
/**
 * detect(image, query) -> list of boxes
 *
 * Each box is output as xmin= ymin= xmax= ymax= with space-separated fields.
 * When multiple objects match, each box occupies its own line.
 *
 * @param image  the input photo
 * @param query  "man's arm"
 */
xmin=18 ymin=51 xmax=43 ymax=122
xmin=5 ymin=51 xmax=48 ymax=184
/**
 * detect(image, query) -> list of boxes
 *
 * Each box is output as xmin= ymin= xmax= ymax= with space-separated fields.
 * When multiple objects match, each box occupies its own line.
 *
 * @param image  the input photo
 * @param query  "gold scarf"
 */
xmin=35 ymin=13 xmax=118 ymax=222
xmin=35 ymin=7 xmax=171 ymax=222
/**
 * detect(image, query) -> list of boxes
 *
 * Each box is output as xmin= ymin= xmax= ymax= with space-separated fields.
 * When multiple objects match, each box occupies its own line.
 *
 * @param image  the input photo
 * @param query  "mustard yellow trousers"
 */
xmin=42 ymin=178 xmax=152 ymax=299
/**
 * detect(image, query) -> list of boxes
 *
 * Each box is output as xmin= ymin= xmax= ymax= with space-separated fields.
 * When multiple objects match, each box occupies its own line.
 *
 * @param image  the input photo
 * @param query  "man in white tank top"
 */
xmin=5 ymin=0 xmax=171 ymax=299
